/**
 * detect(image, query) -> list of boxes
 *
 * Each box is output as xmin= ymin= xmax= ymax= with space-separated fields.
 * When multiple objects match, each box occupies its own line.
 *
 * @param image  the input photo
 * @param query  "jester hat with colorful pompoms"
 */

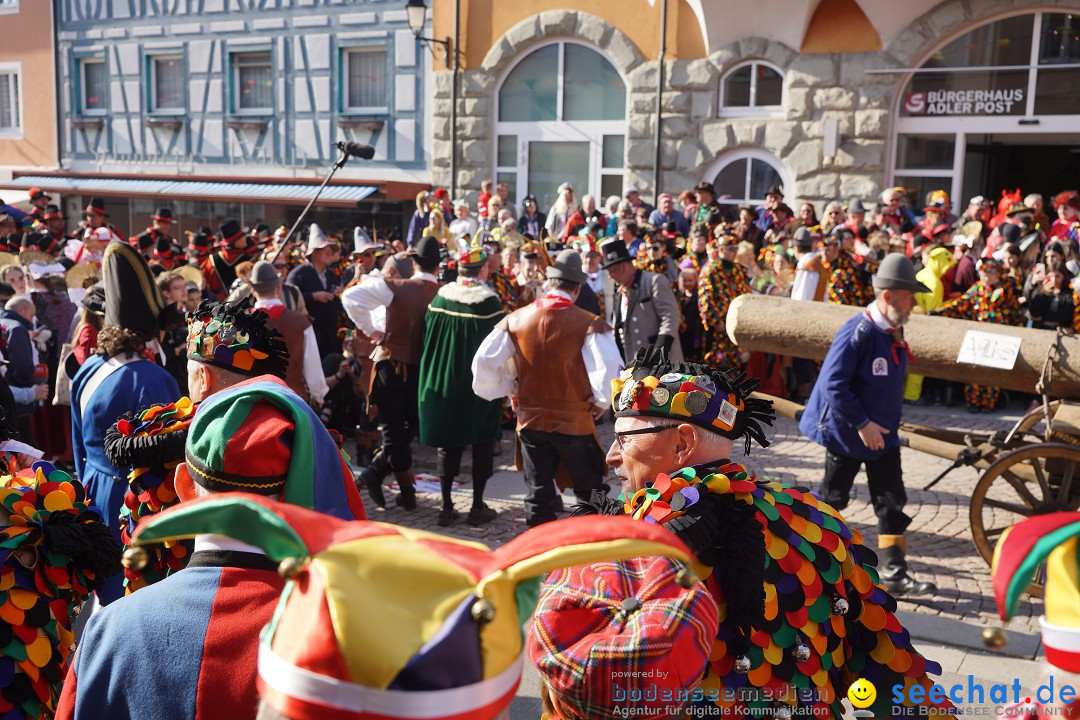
xmin=131 ymin=493 xmax=700 ymax=720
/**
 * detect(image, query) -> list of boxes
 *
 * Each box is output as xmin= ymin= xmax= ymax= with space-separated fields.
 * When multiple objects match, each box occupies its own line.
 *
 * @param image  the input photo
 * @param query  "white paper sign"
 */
xmin=956 ymin=330 xmax=1022 ymax=370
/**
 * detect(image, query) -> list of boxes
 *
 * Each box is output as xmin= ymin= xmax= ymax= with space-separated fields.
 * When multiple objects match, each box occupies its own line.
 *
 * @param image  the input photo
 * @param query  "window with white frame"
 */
xmin=231 ymin=51 xmax=273 ymax=113
xmin=343 ymin=47 xmax=388 ymax=113
xmin=79 ymin=57 xmax=106 ymax=115
xmin=0 ymin=0 xmax=18 ymax=15
xmin=150 ymin=55 xmax=184 ymax=113
xmin=719 ymin=61 xmax=784 ymax=115
xmin=0 ymin=64 xmax=20 ymax=136
xmin=495 ymin=42 xmax=626 ymax=211
xmin=710 ymin=151 xmax=787 ymax=206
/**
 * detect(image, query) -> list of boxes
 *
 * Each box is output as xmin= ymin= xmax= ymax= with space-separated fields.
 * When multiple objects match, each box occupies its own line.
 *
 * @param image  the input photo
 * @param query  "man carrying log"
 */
xmin=799 ymin=254 xmax=937 ymax=596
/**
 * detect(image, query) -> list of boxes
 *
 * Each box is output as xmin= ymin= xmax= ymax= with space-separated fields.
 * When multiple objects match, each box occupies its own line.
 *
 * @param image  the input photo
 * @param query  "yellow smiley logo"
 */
xmin=847 ymin=679 xmax=877 ymax=709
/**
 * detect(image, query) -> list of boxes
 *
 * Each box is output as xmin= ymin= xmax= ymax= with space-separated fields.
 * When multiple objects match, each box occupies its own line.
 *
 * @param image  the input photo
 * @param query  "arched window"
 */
xmin=495 ymin=42 xmax=626 ymax=212
xmin=718 ymin=61 xmax=783 ymax=116
xmin=709 ymin=150 xmax=787 ymax=207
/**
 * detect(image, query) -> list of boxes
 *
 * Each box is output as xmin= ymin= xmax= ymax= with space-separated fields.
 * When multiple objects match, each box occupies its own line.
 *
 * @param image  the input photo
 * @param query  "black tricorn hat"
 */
xmin=102 ymin=241 xmax=167 ymax=336
xmin=599 ymin=238 xmax=632 ymax=269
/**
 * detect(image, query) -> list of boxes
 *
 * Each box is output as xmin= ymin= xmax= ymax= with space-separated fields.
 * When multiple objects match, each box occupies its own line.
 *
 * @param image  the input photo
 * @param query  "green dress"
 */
xmin=418 ymin=281 xmax=506 ymax=449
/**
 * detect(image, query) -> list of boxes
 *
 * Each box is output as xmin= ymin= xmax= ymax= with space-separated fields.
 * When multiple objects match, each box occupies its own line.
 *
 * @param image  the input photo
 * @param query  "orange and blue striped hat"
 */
xmin=132 ymin=493 xmax=697 ymax=720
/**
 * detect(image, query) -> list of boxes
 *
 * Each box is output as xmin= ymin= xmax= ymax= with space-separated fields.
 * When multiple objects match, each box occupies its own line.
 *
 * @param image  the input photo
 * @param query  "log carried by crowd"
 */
xmin=729 ymin=292 xmax=1080 ymax=581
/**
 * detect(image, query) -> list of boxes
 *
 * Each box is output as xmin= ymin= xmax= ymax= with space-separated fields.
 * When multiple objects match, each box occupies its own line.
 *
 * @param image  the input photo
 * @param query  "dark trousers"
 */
xmin=438 ymin=442 xmax=495 ymax=508
xmin=370 ymin=360 xmax=418 ymax=472
xmin=820 ymin=445 xmax=911 ymax=535
xmin=518 ymin=429 xmax=605 ymax=524
xmin=437 ymin=442 xmax=495 ymax=485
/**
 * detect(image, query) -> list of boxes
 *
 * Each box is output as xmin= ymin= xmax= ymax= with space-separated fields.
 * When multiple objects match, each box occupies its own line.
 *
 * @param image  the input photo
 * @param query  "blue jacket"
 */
xmin=799 ymin=310 xmax=906 ymax=461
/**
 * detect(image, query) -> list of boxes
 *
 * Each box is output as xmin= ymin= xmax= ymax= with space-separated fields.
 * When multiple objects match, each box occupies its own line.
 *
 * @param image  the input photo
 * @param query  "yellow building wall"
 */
xmin=434 ymin=0 xmax=708 ymax=70
xmin=0 ymin=2 xmax=58 ymax=169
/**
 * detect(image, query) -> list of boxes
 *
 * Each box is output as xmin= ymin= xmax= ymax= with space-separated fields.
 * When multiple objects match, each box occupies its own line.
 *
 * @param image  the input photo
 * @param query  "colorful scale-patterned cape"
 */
xmin=104 ymin=399 xmax=197 ymax=594
xmin=931 ymin=279 xmax=1024 ymax=327
xmin=620 ymin=463 xmax=948 ymax=719
xmin=825 ymin=252 xmax=874 ymax=307
xmin=697 ymin=259 xmax=753 ymax=370
xmin=0 ymin=462 xmax=120 ymax=720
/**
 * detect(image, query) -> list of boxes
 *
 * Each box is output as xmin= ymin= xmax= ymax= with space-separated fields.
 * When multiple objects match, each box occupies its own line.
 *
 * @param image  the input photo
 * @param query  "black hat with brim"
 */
xmin=411 ymin=236 xmax=442 ymax=270
xmin=599 ymin=238 xmax=632 ymax=269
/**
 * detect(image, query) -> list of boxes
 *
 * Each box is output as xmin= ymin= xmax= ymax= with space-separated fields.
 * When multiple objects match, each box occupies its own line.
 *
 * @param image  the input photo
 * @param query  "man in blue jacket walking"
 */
xmin=800 ymin=254 xmax=936 ymax=596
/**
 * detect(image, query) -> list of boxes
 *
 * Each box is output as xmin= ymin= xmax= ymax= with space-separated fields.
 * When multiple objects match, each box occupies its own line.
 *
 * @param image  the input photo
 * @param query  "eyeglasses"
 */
xmin=648 ymin=245 xmax=663 ymax=252
xmin=273 ymin=264 xmax=287 ymax=270
xmin=829 ymin=211 xmax=842 ymax=215
xmin=613 ymin=425 xmax=676 ymax=449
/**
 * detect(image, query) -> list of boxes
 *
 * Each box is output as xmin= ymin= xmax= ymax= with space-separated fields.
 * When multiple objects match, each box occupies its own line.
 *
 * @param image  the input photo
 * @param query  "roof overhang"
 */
xmin=0 ymin=172 xmax=416 ymax=207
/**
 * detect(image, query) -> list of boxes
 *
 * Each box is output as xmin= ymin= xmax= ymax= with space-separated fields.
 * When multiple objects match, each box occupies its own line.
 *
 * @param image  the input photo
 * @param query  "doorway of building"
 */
xmin=964 ymin=134 xmax=1080 ymax=206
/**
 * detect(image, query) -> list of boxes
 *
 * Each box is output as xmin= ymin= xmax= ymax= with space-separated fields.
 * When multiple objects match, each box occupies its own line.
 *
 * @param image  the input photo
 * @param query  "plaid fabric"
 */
xmin=528 ymin=556 xmax=718 ymax=720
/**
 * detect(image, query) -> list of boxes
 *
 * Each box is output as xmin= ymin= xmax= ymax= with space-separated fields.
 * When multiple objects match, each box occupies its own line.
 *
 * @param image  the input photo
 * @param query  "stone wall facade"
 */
xmin=432 ymin=0 xmax=1079 ymax=207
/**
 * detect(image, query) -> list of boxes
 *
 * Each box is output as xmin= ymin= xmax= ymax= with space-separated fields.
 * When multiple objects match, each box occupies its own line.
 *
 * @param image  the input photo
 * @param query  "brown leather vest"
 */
xmin=505 ymin=303 xmax=604 ymax=436
xmin=263 ymin=307 xmax=311 ymax=403
xmin=383 ymin=278 xmax=438 ymax=366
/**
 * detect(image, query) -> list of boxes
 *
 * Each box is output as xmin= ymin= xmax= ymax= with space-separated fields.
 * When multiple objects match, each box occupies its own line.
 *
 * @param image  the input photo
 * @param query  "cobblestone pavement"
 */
xmin=365 ymin=400 xmax=1048 ymax=637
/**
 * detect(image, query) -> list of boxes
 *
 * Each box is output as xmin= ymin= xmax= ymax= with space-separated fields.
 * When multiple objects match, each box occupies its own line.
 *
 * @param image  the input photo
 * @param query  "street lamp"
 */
xmin=405 ymin=0 xmax=454 ymax=70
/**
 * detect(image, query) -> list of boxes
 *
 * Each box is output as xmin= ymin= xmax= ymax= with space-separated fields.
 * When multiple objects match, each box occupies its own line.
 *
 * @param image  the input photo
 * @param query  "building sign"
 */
xmin=903 ymin=88 xmax=1025 ymax=116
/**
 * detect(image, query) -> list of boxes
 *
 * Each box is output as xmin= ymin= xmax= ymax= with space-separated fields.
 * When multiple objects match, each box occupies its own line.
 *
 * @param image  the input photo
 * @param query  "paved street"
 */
xmin=365 ymin=397 xmax=1048 ymax=651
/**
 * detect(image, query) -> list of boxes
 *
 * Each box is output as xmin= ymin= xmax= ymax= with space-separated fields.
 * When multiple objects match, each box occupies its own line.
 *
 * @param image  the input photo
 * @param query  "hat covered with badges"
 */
xmin=178 ymin=376 xmax=366 ymax=521
xmin=528 ymin=555 xmax=719 ymax=720
xmin=611 ymin=347 xmax=774 ymax=454
xmin=0 ymin=461 xmax=122 ymax=720
xmin=104 ymin=398 xmax=198 ymax=593
xmin=131 ymin=494 xmax=695 ymax=720
xmin=993 ymin=513 xmax=1080 ymax=672
xmin=186 ymin=295 xmax=288 ymax=379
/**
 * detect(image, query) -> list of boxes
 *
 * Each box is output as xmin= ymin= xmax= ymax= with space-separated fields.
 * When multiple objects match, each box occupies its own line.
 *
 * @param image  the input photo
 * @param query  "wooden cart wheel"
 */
xmin=969 ymin=442 xmax=1080 ymax=597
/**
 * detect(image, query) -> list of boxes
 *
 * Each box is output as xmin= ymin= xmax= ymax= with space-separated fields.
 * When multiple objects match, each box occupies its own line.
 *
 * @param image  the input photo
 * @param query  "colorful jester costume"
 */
xmin=825 ymin=251 xmax=874 ymax=307
xmin=124 ymin=493 xmax=701 ymax=720
xmin=930 ymin=265 xmax=1023 ymax=410
xmin=489 ymin=268 xmax=518 ymax=313
xmin=103 ymin=398 xmax=197 ymax=594
xmin=697 ymin=255 xmax=753 ymax=370
xmin=593 ymin=349 xmax=948 ymax=719
xmin=0 ymin=462 xmax=120 ymax=720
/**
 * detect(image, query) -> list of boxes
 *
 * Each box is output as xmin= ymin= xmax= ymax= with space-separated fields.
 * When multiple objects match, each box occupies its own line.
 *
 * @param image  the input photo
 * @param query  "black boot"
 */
xmin=357 ymin=449 xmax=390 ymax=508
xmin=878 ymin=543 xmax=936 ymax=596
xmin=394 ymin=470 xmax=417 ymax=511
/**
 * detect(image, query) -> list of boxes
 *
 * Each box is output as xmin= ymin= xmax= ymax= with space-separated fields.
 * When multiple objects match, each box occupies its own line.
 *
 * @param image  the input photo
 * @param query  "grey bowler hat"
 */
xmin=546 ymin=248 xmax=587 ymax=284
xmin=250 ymin=260 xmax=281 ymax=293
xmin=872 ymin=254 xmax=930 ymax=294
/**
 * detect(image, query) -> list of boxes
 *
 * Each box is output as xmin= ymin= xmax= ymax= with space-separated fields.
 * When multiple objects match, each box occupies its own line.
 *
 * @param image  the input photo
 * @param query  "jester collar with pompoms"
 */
xmin=612 ymin=347 xmax=775 ymax=454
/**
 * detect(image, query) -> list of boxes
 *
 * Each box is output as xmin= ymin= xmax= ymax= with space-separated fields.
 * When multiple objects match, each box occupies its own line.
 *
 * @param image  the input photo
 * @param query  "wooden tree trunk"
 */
xmin=726 ymin=294 xmax=1080 ymax=397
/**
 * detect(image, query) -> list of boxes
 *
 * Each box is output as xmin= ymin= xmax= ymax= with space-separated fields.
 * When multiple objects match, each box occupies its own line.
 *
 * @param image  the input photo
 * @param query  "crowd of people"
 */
xmin=0 ymin=174 xmax=1076 ymax=719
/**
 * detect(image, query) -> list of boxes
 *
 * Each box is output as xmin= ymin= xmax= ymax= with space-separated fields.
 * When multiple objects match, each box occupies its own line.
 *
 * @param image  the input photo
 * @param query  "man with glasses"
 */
xmin=581 ymin=347 xmax=946 ymax=714
xmin=473 ymin=249 xmax=621 ymax=527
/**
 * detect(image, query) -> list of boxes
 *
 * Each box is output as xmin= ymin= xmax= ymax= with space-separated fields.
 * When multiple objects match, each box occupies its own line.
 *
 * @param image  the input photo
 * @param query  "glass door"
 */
xmin=527 ymin=141 xmax=589 ymax=212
